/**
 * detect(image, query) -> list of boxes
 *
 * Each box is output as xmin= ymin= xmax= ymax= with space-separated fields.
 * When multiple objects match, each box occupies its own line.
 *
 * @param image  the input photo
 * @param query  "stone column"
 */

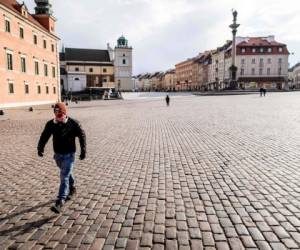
xmin=229 ymin=10 xmax=240 ymax=89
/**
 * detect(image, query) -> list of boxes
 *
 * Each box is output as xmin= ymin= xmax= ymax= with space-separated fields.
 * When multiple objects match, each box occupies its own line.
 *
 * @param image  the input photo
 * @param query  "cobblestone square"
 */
xmin=1 ymin=92 xmax=300 ymax=249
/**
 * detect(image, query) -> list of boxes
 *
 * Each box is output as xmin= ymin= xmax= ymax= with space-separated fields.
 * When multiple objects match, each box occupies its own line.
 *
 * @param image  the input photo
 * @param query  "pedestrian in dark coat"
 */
xmin=37 ymin=103 xmax=86 ymax=213
xmin=263 ymin=88 xmax=266 ymax=97
xmin=166 ymin=95 xmax=170 ymax=106
xmin=260 ymin=87 xmax=263 ymax=97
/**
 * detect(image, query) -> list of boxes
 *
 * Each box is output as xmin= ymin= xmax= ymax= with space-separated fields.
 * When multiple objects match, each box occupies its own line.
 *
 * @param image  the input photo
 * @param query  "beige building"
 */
xmin=60 ymin=36 xmax=133 ymax=93
xmin=60 ymin=48 xmax=114 ymax=93
xmin=196 ymin=52 xmax=211 ymax=91
xmin=175 ymin=58 xmax=195 ymax=91
xmin=162 ymin=69 xmax=176 ymax=91
xmin=148 ymin=72 xmax=164 ymax=91
xmin=290 ymin=63 xmax=300 ymax=89
xmin=0 ymin=0 xmax=60 ymax=108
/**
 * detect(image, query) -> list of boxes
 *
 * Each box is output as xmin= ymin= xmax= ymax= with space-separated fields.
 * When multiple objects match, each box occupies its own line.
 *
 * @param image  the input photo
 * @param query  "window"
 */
xmin=103 ymin=68 xmax=107 ymax=73
xmin=240 ymin=68 xmax=244 ymax=75
xmin=53 ymin=86 xmax=56 ymax=94
xmin=259 ymin=58 xmax=264 ymax=66
xmin=75 ymin=67 xmax=79 ymax=72
xmin=37 ymin=85 xmax=41 ymax=94
xmin=8 ymin=82 xmax=14 ymax=94
xmin=89 ymin=68 xmax=93 ymax=73
xmin=51 ymin=44 xmax=55 ymax=52
xmin=268 ymin=58 xmax=271 ymax=64
xmin=267 ymin=68 xmax=271 ymax=75
xmin=24 ymin=82 xmax=29 ymax=94
xmin=251 ymin=68 xmax=255 ymax=75
xmin=21 ymin=57 xmax=26 ymax=73
xmin=43 ymin=40 xmax=47 ymax=49
xmin=278 ymin=58 xmax=282 ymax=64
xmin=260 ymin=48 xmax=264 ymax=53
xmin=279 ymin=47 xmax=283 ymax=52
xmin=52 ymin=66 xmax=56 ymax=78
xmin=259 ymin=68 xmax=263 ymax=75
xmin=241 ymin=59 xmax=245 ymax=65
xmin=44 ymin=64 xmax=48 ymax=76
xmin=241 ymin=48 xmax=246 ymax=53
xmin=251 ymin=58 xmax=256 ymax=64
xmin=35 ymin=61 xmax=39 ymax=75
xmin=5 ymin=20 xmax=10 ymax=33
xmin=268 ymin=48 xmax=272 ymax=53
xmin=33 ymin=34 xmax=38 ymax=45
xmin=278 ymin=67 xmax=282 ymax=75
xmin=103 ymin=78 xmax=107 ymax=82
xmin=252 ymin=48 xmax=256 ymax=53
xmin=46 ymin=86 xmax=49 ymax=94
xmin=123 ymin=59 xmax=126 ymax=65
xmin=20 ymin=27 xmax=24 ymax=39
xmin=74 ymin=78 xmax=79 ymax=81
xmin=7 ymin=53 xmax=13 ymax=70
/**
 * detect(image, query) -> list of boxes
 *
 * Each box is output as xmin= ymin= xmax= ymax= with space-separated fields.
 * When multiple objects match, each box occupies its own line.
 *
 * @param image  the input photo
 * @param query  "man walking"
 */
xmin=37 ymin=103 xmax=86 ymax=213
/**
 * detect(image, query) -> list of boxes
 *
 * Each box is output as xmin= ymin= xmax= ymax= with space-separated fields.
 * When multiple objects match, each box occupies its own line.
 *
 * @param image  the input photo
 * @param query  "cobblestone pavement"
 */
xmin=1 ymin=92 xmax=300 ymax=250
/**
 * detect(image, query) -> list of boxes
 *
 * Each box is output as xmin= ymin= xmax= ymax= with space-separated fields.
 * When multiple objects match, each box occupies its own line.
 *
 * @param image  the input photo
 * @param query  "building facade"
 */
xmin=60 ymin=36 xmax=133 ymax=93
xmin=290 ymin=63 xmax=300 ymax=89
xmin=235 ymin=36 xmax=289 ymax=90
xmin=0 ymin=0 xmax=60 ymax=108
xmin=60 ymin=48 xmax=114 ymax=93
xmin=113 ymin=36 xmax=133 ymax=91
xmin=175 ymin=58 xmax=195 ymax=91
xmin=162 ymin=69 xmax=176 ymax=91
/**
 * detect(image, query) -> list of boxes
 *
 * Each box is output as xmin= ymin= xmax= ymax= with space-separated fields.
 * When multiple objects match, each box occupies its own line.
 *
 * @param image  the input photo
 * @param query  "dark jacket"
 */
xmin=38 ymin=117 xmax=86 ymax=155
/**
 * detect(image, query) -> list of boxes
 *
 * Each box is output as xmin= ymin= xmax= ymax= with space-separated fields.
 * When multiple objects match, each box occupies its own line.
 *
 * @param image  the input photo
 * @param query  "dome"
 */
xmin=117 ymin=35 xmax=128 ymax=47
xmin=34 ymin=0 xmax=53 ymax=15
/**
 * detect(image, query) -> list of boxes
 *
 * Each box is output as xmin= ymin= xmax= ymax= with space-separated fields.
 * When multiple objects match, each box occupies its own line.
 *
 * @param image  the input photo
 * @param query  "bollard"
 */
xmin=0 ymin=110 xmax=4 ymax=115
xmin=29 ymin=107 xmax=33 ymax=112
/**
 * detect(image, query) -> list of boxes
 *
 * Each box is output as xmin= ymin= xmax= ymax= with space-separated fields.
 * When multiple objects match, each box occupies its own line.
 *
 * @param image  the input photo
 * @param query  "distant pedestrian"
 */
xmin=259 ymin=87 xmax=263 ymax=97
xmin=166 ymin=95 xmax=170 ymax=106
xmin=37 ymin=103 xmax=86 ymax=213
xmin=263 ymin=88 xmax=266 ymax=97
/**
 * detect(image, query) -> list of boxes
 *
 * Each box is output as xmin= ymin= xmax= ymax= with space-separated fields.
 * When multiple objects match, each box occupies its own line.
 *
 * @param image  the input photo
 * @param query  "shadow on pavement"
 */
xmin=0 ymin=215 xmax=56 ymax=236
xmin=0 ymin=201 xmax=53 ymax=222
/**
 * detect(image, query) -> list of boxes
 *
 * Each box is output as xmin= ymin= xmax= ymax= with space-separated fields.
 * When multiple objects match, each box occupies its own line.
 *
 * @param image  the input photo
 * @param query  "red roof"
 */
xmin=0 ymin=0 xmax=50 ymax=33
xmin=237 ymin=37 xmax=285 ymax=47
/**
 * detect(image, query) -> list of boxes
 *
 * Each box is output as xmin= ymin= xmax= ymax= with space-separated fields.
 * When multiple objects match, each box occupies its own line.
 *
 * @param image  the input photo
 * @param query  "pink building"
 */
xmin=0 ymin=0 xmax=60 ymax=108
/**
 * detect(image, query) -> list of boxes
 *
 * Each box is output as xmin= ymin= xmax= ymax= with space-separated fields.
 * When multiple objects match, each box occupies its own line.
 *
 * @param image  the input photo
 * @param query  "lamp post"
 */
xmin=229 ymin=10 xmax=240 ymax=89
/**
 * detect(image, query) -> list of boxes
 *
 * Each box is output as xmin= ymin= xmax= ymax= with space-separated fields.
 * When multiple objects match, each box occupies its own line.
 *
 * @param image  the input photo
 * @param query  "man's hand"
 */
xmin=79 ymin=152 xmax=86 ymax=160
xmin=38 ymin=151 xmax=44 ymax=157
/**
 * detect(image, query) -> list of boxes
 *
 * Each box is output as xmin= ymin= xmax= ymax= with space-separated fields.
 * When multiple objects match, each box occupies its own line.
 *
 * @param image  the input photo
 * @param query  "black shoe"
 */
xmin=50 ymin=200 xmax=64 ymax=214
xmin=66 ymin=186 xmax=77 ymax=201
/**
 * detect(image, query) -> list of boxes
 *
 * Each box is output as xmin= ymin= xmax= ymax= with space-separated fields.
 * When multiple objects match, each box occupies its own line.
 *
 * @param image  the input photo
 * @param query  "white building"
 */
xmin=112 ymin=36 xmax=133 ymax=91
xmin=60 ymin=36 xmax=134 ymax=93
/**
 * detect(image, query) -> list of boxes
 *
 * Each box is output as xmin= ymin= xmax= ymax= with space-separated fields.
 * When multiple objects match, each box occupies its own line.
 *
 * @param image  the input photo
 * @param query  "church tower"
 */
xmin=34 ymin=0 xmax=53 ymax=15
xmin=33 ymin=0 xmax=56 ymax=33
xmin=114 ymin=36 xmax=133 ymax=91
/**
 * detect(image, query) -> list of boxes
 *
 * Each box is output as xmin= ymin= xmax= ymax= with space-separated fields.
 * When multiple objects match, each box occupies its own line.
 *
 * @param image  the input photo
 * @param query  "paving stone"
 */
xmin=2 ymin=95 xmax=300 ymax=249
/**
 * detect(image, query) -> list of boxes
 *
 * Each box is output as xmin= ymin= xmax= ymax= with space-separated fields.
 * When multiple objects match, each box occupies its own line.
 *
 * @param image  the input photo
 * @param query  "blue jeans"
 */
xmin=54 ymin=153 xmax=75 ymax=201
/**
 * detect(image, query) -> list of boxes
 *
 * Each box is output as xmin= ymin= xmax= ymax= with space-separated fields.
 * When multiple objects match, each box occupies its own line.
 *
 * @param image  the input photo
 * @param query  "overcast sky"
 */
xmin=26 ymin=0 xmax=300 ymax=74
